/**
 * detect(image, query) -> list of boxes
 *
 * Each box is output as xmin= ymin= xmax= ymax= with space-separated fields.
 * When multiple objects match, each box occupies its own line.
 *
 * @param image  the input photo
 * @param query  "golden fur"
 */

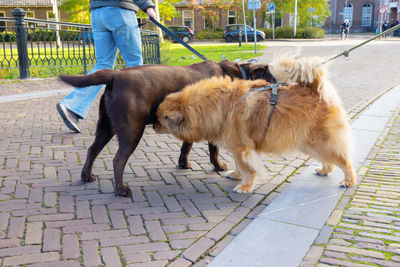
xmin=155 ymin=57 xmax=356 ymax=193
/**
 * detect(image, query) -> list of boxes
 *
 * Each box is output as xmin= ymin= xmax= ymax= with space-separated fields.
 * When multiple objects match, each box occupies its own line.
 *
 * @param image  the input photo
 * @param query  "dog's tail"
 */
xmin=269 ymin=57 xmax=339 ymax=105
xmin=59 ymin=69 xmax=115 ymax=88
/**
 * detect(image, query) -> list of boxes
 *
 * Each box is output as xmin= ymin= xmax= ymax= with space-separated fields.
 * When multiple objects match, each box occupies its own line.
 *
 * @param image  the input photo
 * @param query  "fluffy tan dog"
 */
xmin=155 ymin=57 xmax=356 ymax=193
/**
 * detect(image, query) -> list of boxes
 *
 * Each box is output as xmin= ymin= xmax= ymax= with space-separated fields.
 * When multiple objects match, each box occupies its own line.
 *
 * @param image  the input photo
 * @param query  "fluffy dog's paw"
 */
xmin=340 ymin=179 xmax=355 ymax=188
xmin=81 ymin=172 xmax=96 ymax=183
xmin=226 ymin=170 xmax=241 ymax=180
xmin=116 ymin=185 xmax=132 ymax=197
xmin=315 ymin=168 xmax=328 ymax=176
xmin=233 ymin=184 xmax=253 ymax=193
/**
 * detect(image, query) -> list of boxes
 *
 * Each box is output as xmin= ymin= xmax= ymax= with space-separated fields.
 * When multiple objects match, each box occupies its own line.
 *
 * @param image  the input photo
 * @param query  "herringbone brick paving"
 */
xmin=0 ymin=95 xmax=309 ymax=266
xmin=301 ymin=110 xmax=400 ymax=267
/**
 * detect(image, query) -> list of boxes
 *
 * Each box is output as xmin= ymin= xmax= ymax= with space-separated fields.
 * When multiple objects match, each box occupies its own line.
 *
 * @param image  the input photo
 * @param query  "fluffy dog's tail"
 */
xmin=59 ymin=69 xmax=115 ymax=88
xmin=269 ymin=57 xmax=339 ymax=105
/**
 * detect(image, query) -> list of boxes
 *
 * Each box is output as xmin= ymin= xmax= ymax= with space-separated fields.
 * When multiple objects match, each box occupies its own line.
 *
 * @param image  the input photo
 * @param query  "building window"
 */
xmin=343 ymin=4 xmax=353 ymax=25
xmin=361 ymin=3 xmax=372 ymax=26
xmin=182 ymin=10 xmax=193 ymax=30
xmin=47 ymin=11 xmax=57 ymax=29
xmin=228 ymin=11 xmax=235 ymax=25
xmin=0 ymin=11 xmax=5 ymax=32
xmin=26 ymin=11 xmax=36 ymax=28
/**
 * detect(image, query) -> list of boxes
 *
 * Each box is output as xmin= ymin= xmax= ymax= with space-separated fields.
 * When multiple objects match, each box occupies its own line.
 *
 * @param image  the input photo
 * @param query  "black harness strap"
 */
xmin=239 ymin=65 xmax=247 ymax=80
xmin=237 ymin=83 xmax=281 ymax=126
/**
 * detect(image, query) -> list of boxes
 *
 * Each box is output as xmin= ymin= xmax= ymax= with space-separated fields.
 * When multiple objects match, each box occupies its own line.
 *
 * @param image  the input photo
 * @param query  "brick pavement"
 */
xmin=301 ymin=108 xmax=400 ymax=267
xmin=0 ymin=90 xmax=310 ymax=266
xmin=1 ymin=40 xmax=400 ymax=266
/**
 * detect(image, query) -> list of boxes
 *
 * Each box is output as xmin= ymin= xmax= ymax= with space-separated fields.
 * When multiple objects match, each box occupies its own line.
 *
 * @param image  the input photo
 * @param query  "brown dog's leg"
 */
xmin=178 ymin=142 xmax=193 ymax=169
xmin=81 ymin=95 xmax=114 ymax=183
xmin=113 ymin=125 xmax=146 ymax=197
xmin=208 ymin=143 xmax=228 ymax=171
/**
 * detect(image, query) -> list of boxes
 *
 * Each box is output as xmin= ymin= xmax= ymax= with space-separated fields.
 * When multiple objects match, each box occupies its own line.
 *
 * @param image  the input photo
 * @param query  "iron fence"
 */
xmin=0 ymin=8 xmax=160 ymax=79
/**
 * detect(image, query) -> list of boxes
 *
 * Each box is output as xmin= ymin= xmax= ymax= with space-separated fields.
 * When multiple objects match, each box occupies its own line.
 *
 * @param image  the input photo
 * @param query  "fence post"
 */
xmin=82 ymin=27 xmax=87 ymax=74
xmin=12 ymin=8 xmax=30 ymax=79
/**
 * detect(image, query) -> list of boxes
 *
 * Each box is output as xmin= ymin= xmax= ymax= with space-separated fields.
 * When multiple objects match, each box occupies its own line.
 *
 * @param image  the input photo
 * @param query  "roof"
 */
xmin=0 ymin=0 xmax=62 ymax=6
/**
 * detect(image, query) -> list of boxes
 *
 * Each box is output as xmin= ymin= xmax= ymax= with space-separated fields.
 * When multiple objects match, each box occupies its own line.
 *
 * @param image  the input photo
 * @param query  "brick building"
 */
xmin=0 ymin=0 xmax=67 ymax=29
xmin=164 ymin=1 xmax=264 ymax=33
xmin=324 ymin=0 xmax=400 ymax=33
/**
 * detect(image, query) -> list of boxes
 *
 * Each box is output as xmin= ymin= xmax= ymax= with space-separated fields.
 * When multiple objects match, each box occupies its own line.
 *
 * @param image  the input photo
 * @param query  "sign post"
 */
xmin=247 ymin=0 xmax=261 ymax=55
xmin=267 ymin=3 xmax=275 ymax=40
xmin=378 ymin=6 xmax=387 ymax=37
xmin=241 ymin=0 xmax=248 ymax=44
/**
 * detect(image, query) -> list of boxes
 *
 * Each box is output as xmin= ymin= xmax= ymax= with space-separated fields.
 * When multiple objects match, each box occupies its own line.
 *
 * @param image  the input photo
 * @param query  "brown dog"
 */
xmin=155 ymin=57 xmax=356 ymax=193
xmin=59 ymin=60 xmax=275 ymax=196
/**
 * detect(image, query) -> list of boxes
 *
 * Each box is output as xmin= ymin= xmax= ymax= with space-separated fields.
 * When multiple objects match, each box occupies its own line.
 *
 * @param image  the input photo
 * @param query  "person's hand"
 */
xmin=146 ymin=8 xmax=156 ymax=20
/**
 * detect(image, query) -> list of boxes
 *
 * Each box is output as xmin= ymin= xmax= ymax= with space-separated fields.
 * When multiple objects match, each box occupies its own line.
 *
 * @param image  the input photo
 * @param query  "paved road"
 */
xmin=0 ymin=38 xmax=399 ymax=266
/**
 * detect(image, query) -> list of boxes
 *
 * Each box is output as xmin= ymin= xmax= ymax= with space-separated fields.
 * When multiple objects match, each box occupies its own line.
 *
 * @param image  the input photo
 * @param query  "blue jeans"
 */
xmin=60 ymin=7 xmax=142 ymax=118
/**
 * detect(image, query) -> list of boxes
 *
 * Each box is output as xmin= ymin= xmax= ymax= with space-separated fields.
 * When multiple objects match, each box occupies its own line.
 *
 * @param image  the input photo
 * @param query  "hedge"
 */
xmin=196 ymin=28 xmax=224 ymax=39
xmin=1 ymin=30 xmax=81 ymax=42
xmin=260 ymin=26 xmax=324 ymax=39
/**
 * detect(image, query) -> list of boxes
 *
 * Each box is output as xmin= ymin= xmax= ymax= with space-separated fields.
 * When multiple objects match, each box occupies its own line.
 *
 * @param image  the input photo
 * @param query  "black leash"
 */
xmin=149 ymin=18 xmax=208 ymax=61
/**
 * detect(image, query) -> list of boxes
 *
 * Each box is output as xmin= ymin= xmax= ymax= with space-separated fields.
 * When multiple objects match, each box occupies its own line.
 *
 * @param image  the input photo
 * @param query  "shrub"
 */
xmin=260 ymin=26 xmax=324 ymax=39
xmin=196 ymin=28 xmax=224 ymax=39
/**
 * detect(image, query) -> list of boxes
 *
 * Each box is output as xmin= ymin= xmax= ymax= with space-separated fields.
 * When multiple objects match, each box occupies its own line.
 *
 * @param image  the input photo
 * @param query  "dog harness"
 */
xmin=237 ymin=83 xmax=281 ymax=126
xmin=240 ymin=65 xmax=248 ymax=80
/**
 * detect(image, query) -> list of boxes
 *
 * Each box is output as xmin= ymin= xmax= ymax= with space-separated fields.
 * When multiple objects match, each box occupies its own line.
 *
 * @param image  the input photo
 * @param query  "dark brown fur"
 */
xmin=59 ymin=60 xmax=274 ymax=197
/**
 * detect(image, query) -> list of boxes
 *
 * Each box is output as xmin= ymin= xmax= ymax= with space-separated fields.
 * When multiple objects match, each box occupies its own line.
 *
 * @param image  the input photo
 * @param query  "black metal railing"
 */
xmin=0 ymin=8 xmax=160 ymax=79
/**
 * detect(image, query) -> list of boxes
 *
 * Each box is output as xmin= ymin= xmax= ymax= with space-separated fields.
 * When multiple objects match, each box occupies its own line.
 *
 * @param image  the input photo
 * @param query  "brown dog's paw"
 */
xmin=233 ymin=184 xmax=253 ymax=193
xmin=116 ymin=185 xmax=132 ymax=197
xmin=213 ymin=162 xmax=228 ymax=172
xmin=226 ymin=170 xmax=241 ymax=180
xmin=178 ymin=160 xmax=191 ymax=169
xmin=81 ymin=172 xmax=96 ymax=183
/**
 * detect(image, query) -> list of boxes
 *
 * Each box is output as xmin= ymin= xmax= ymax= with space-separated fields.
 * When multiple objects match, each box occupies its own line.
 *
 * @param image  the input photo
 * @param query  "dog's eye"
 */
xmin=164 ymin=115 xmax=168 ymax=120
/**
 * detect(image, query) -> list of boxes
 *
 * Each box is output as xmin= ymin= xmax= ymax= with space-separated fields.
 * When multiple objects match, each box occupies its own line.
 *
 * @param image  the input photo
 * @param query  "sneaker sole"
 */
xmin=56 ymin=103 xmax=81 ymax=133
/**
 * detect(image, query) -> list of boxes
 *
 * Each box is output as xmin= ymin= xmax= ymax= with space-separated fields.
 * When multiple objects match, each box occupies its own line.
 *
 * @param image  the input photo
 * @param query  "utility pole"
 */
xmin=241 ymin=0 xmax=248 ymax=44
xmin=294 ymin=0 xmax=298 ymax=37
xmin=52 ymin=0 xmax=60 ymax=47
xmin=154 ymin=0 xmax=163 ymax=42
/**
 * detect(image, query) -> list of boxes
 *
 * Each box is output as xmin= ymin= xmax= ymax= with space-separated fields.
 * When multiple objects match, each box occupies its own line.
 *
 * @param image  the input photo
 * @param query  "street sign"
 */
xmin=379 ymin=6 xmax=387 ymax=14
xmin=268 ymin=3 xmax=275 ymax=12
xmin=248 ymin=0 xmax=261 ymax=10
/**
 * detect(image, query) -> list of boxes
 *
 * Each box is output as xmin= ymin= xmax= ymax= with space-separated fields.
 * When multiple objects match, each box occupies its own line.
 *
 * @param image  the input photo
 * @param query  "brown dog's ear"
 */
xmin=166 ymin=111 xmax=184 ymax=129
xmin=219 ymin=59 xmax=241 ymax=78
xmin=241 ymin=63 xmax=276 ymax=83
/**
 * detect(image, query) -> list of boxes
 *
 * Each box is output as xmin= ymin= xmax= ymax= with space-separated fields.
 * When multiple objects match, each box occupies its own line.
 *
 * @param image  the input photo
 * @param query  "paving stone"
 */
xmin=299 ymin=246 xmax=324 ymax=267
xmin=101 ymin=247 xmax=122 ymax=267
xmin=182 ymin=237 xmax=214 ymax=263
xmin=62 ymin=235 xmax=80 ymax=259
xmin=2 ymin=252 xmax=60 ymax=266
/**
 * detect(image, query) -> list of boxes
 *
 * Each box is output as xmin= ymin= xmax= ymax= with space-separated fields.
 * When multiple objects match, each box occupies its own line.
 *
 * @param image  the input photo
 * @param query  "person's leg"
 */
xmin=102 ymin=7 xmax=142 ymax=67
xmin=60 ymin=8 xmax=118 ymax=119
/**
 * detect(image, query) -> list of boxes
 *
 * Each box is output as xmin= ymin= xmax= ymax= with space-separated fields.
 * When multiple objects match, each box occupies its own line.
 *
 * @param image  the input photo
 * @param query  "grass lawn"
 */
xmin=0 ymin=42 xmax=266 ymax=79
xmin=161 ymin=43 xmax=266 ymax=66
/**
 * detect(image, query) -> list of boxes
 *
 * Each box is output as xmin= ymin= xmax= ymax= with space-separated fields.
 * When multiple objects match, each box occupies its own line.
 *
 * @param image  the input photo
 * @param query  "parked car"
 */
xmin=164 ymin=25 xmax=195 ymax=43
xmin=78 ymin=31 xmax=94 ymax=44
xmin=223 ymin=24 xmax=265 ymax=42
